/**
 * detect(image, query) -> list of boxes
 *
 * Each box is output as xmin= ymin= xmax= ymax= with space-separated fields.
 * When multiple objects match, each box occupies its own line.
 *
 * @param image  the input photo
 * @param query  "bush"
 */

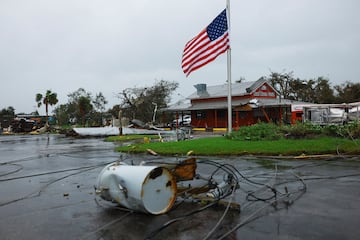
xmin=281 ymin=121 xmax=322 ymax=138
xmin=227 ymin=121 xmax=360 ymax=141
xmin=342 ymin=121 xmax=360 ymax=139
xmin=322 ymin=124 xmax=340 ymax=137
xmin=227 ymin=122 xmax=282 ymax=141
xmin=319 ymin=121 xmax=360 ymax=139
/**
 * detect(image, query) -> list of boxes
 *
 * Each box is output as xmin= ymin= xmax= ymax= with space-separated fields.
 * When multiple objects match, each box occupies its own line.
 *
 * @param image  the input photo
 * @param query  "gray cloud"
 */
xmin=1 ymin=0 xmax=359 ymax=114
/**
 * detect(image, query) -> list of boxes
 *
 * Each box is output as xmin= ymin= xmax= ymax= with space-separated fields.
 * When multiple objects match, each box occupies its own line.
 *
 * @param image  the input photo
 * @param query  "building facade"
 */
xmin=167 ymin=79 xmax=303 ymax=130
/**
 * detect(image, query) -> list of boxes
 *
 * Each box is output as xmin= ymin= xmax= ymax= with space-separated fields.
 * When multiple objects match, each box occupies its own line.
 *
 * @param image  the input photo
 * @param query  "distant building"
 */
xmin=16 ymin=114 xmax=56 ymax=126
xmin=166 ymin=78 xmax=307 ymax=130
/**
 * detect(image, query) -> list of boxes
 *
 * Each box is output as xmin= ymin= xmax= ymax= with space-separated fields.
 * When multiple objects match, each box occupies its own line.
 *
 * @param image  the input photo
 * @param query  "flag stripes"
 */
xmin=182 ymin=9 xmax=230 ymax=77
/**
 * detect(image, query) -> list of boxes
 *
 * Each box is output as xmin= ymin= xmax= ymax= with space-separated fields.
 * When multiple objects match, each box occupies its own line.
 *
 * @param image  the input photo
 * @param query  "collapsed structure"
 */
xmin=95 ymin=158 xmax=239 ymax=215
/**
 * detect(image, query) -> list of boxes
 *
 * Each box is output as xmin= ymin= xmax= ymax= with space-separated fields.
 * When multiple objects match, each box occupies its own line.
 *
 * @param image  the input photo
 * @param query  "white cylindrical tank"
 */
xmin=96 ymin=162 xmax=177 ymax=215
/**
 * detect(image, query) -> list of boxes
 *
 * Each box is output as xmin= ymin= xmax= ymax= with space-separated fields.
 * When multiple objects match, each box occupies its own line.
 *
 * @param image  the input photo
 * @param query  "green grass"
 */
xmin=115 ymin=136 xmax=360 ymax=156
xmin=106 ymin=135 xmax=159 ymax=142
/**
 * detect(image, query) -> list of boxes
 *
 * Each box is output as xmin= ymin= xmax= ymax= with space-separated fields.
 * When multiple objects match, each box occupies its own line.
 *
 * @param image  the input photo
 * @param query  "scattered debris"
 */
xmin=95 ymin=157 xmax=239 ymax=215
xmin=146 ymin=148 xmax=158 ymax=156
xmin=95 ymin=162 xmax=177 ymax=215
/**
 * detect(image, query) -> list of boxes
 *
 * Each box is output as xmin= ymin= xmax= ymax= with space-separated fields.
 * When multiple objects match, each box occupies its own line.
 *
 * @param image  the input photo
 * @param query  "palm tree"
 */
xmin=36 ymin=90 xmax=59 ymax=126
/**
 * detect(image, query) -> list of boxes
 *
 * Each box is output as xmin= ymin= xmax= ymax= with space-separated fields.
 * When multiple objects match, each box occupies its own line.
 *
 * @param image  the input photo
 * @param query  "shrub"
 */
xmin=322 ymin=124 xmax=340 ymax=137
xmin=227 ymin=122 xmax=282 ymax=141
xmin=227 ymin=121 xmax=360 ymax=141
xmin=343 ymin=121 xmax=360 ymax=139
xmin=321 ymin=121 xmax=360 ymax=139
xmin=281 ymin=121 xmax=322 ymax=138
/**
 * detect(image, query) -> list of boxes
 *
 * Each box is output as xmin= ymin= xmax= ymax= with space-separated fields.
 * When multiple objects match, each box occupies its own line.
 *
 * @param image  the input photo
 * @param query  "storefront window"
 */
xmin=196 ymin=111 xmax=206 ymax=119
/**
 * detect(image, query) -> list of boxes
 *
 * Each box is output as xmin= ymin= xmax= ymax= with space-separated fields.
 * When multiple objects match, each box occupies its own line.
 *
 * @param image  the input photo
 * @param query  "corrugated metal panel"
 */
xmin=188 ymin=81 xmax=255 ymax=99
xmin=164 ymin=100 xmax=191 ymax=111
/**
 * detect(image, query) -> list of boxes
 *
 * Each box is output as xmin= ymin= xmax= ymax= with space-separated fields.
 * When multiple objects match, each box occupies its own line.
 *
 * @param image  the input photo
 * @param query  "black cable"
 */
xmin=202 ymin=182 xmax=238 ymax=240
xmin=197 ymin=159 xmax=283 ymax=205
xmin=216 ymin=172 xmax=307 ymax=240
xmin=144 ymin=198 xmax=223 ymax=240
xmin=0 ymin=165 xmax=101 ymax=207
xmin=144 ymin=159 xmax=242 ymax=240
xmin=0 ymin=163 xmax=23 ymax=177
xmin=197 ymin=159 xmax=241 ymax=182
xmin=0 ymin=160 xmax=117 ymax=182
xmin=245 ymin=163 xmax=281 ymax=202
xmin=144 ymin=157 xmax=357 ymax=239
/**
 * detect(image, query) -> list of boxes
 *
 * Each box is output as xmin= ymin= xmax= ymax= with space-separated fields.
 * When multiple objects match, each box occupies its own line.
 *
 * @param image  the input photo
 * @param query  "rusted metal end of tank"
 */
xmin=165 ymin=157 xmax=197 ymax=181
xmin=96 ymin=164 xmax=177 ymax=215
xmin=142 ymin=167 xmax=177 ymax=215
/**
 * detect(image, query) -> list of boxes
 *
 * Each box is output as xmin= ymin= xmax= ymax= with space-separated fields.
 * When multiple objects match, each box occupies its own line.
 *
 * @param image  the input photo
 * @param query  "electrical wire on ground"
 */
xmin=3 ymin=144 xmax=359 ymax=239
xmin=180 ymin=158 xmax=309 ymax=239
xmin=0 ymin=163 xmax=23 ymax=177
xmin=140 ymin=157 xmax=307 ymax=239
xmin=142 ymin=159 xmax=243 ymax=240
xmin=144 ymin=198 xmax=223 ymax=240
xmin=0 ymin=166 xmax=99 ymax=207
xmin=216 ymin=171 xmax=307 ymax=240
xmin=0 ymin=159 xmax=123 ymax=207
xmin=202 ymin=182 xmax=238 ymax=240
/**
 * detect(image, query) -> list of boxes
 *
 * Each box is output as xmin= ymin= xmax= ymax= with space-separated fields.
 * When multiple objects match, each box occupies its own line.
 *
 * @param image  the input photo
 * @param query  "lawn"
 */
xmin=114 ymin=136 xmax=360 ymax=156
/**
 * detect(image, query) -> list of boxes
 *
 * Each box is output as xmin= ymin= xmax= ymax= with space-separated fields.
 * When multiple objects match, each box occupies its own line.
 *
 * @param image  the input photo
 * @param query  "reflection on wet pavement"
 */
xmin=0 ymin=135 xmax=360 ymax=240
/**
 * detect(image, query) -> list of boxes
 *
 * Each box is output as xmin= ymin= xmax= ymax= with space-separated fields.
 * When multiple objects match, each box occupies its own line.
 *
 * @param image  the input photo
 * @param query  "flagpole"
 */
xmin=226 ymin=0 xmax=232 ymax=134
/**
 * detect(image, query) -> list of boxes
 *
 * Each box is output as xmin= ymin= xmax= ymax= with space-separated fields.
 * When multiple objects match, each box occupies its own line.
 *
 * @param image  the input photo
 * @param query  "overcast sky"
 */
xmin=1 ymin=0 xmax=359 ymax=115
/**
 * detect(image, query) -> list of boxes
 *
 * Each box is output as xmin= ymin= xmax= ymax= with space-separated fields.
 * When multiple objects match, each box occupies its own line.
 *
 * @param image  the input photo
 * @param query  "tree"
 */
xmin=267 ymin=71 xmax=314 ymax=102
xmin=287 ymin=78 xmax=308 ymax=101
xmin=0 ymin=106 xmax=15 ymax=117
xmin=92 ymin=92 xmax=108 ymax=126
xmin=53 ymin=104 xmax=70 ymax=126
xmin=268 ymin=71 xmax=294 ymax=99
xmin=108 ymin=104 xmax=121 ymax=119
xmin=78 ymin=96 xmax=93 ymax=126
xmin=313 ymin=77 xmax=335 ymax=103
xmin=36 ymin=90 xmax=58 ymax=125
xmin=67 ymin=88 xmax=93 ymax=126
xmin=117 ymin=80 xmax=178 ymax=123
xmin=267 ymin=71 xmax=338 ymax=103
xmin=54 ymin=89 xmax=109 ymax=126
xmin=334 ymin=81 xmax=360 ymax=103
xmin=0 ymin=106 xmax=15 ymax=128
xmin=93 ymin=92 xmax=108 ymax=113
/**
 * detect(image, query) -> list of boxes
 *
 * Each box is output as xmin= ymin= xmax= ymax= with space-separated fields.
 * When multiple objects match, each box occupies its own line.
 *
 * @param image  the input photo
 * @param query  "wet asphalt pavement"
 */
xmin=0 ymin=134 xmax=360 ymax=240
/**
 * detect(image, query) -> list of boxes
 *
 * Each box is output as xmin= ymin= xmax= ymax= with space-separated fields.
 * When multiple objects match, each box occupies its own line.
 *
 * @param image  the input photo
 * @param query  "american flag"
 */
xmin=182 ymin=9 xmax=230 ymax=77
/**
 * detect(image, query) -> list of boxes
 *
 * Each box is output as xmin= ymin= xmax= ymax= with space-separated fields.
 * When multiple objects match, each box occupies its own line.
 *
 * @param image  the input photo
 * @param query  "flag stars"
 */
xmin=182 ymin=9 xmax=229 ymax=76
xmin=207 ymin=10 xmax=228 ymax=41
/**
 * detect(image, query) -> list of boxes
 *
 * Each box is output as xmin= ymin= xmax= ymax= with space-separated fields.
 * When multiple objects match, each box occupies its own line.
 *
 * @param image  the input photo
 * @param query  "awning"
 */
xmin=188 ymin=98 xmax=291 ymax=111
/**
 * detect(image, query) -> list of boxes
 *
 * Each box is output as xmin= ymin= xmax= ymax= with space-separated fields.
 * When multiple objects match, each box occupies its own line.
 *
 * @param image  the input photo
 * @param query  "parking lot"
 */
xmin=1 ymin=134 xmax=360 ymax=239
